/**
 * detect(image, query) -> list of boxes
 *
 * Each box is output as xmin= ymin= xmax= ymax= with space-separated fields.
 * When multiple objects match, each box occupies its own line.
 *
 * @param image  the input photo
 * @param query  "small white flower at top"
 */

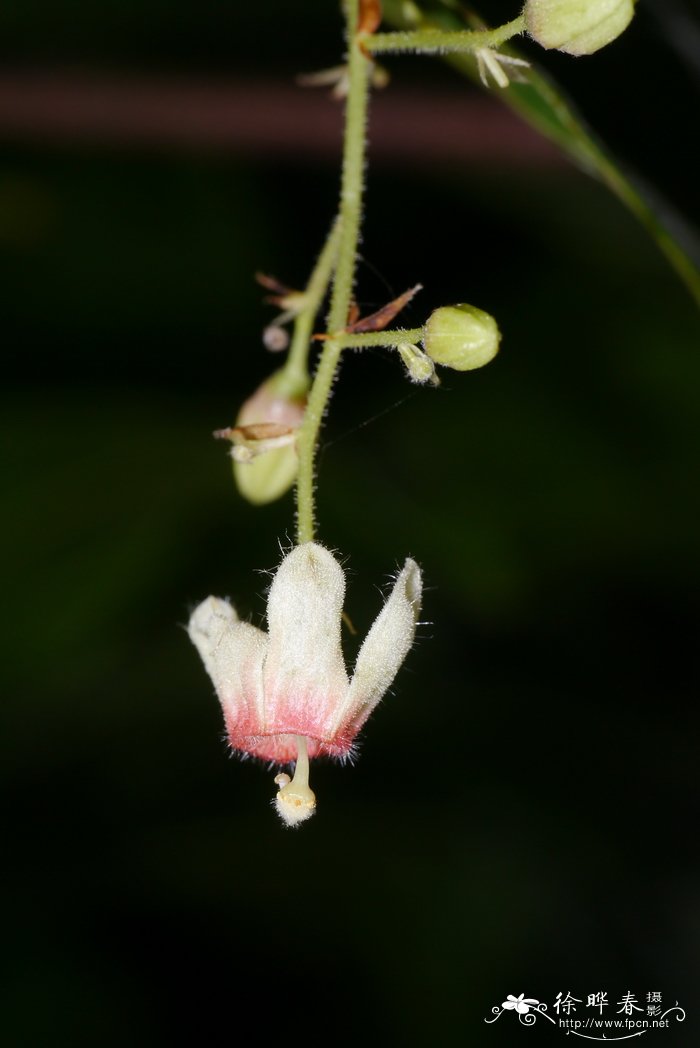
xmin=188 ymin=542 xmax=422 ymax=827
xmin=502 ymin=994 xmax=540 ymax=1014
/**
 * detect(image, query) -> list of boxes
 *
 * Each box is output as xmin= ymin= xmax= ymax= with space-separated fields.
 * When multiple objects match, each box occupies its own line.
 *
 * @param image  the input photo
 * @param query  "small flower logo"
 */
xmin=502 ymin=994 xmax=540 ymax=1015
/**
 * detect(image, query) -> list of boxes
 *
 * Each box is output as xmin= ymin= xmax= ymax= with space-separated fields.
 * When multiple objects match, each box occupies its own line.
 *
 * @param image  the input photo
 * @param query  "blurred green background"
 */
xmin=2 ymin=2 xmax=699 ymax=1045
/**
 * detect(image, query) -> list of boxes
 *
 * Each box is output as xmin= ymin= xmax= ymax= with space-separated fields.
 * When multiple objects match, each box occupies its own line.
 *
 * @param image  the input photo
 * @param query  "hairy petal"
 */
xmin=188 ymin=596 xmax=268 ymax=738
xmin=263 ymin=543 xmax=349 ymax=738
xmin=188 ymin=596 xmax=238 ymax=680
xmin=332 ymin=557 xmax=422 ymax=736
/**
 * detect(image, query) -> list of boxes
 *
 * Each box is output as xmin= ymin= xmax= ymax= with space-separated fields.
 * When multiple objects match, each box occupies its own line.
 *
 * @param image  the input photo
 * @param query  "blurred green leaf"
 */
xmin=382 ymin=0 xmax=700 ymax=308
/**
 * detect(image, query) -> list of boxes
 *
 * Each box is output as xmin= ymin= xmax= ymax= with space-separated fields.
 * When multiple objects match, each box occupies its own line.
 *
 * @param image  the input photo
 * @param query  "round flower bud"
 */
xmin=423 ymin=304 xmax=500 ymax=372
xmin=230 ymin=376 xmax=305 ymax=505
xmin=524 ymin=0 xmax=635 ymax=56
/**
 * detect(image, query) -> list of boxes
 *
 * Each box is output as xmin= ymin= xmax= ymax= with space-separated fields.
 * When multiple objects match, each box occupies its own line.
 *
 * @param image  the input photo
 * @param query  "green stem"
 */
xmin=364 ymin=16 xmax=525 ymax=55
xmin=326 ymin=23 xmax=371 ymax=333
xmin=296 ymin=0 xmax=371 ymax=545
xmin=271 ymin=217 xmax=342 ymax=400
xmin=332 ymin=327 xmax=424 ymax=349
xmin=296 ymin=339 xmax=343 ymax=544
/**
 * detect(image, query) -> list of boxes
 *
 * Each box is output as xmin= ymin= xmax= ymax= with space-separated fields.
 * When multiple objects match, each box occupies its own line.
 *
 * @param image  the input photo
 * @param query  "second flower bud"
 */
xmin=523 ymin=0 xmax=635 ymax=56
xmin=215 ymin=373 xmax=306 ymax=505
xmin=422 ymin=304 xmax=501 ymax=372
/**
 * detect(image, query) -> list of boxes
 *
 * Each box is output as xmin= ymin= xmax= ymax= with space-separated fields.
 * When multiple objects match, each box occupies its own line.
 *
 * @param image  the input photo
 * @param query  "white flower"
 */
xmin=188 ymin=542 xmax=422 ymax=826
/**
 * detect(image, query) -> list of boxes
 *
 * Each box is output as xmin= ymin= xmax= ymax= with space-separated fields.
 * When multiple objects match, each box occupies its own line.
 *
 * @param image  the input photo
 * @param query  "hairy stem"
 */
xmin=272 ymin=217 xmax=342 ymax=400
xmin=331 ymin=327 xmax=425 ymax=349
xmin=364 ymin=16 xmax=525 ymax=55
xmin=296 ymin=0 xmax=371 ymax=544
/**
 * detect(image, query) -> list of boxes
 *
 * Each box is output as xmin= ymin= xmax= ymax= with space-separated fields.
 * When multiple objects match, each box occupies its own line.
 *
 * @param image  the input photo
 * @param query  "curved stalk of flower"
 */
xmin=295 ymin=0 xmax=371 ymax=545
xmin=294 ymin=1 xmax=529 ymax=544
xmin=272 ymin=216 xmax=343 ymax=402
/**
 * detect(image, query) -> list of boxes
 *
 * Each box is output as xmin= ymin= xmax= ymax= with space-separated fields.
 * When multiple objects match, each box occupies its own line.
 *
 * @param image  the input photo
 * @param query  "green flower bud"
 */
xmin=214 ymin=375 xmax=305 ymax=505
xmin=524 ymin=0 xmax=635 ymax=56
xmin=423 ymin=304 xmax=500 ymax=372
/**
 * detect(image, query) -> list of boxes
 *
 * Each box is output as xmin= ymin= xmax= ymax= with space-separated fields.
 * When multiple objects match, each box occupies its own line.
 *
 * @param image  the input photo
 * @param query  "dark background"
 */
xmin=2 ymin=2 xmax=699 ymax=1046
